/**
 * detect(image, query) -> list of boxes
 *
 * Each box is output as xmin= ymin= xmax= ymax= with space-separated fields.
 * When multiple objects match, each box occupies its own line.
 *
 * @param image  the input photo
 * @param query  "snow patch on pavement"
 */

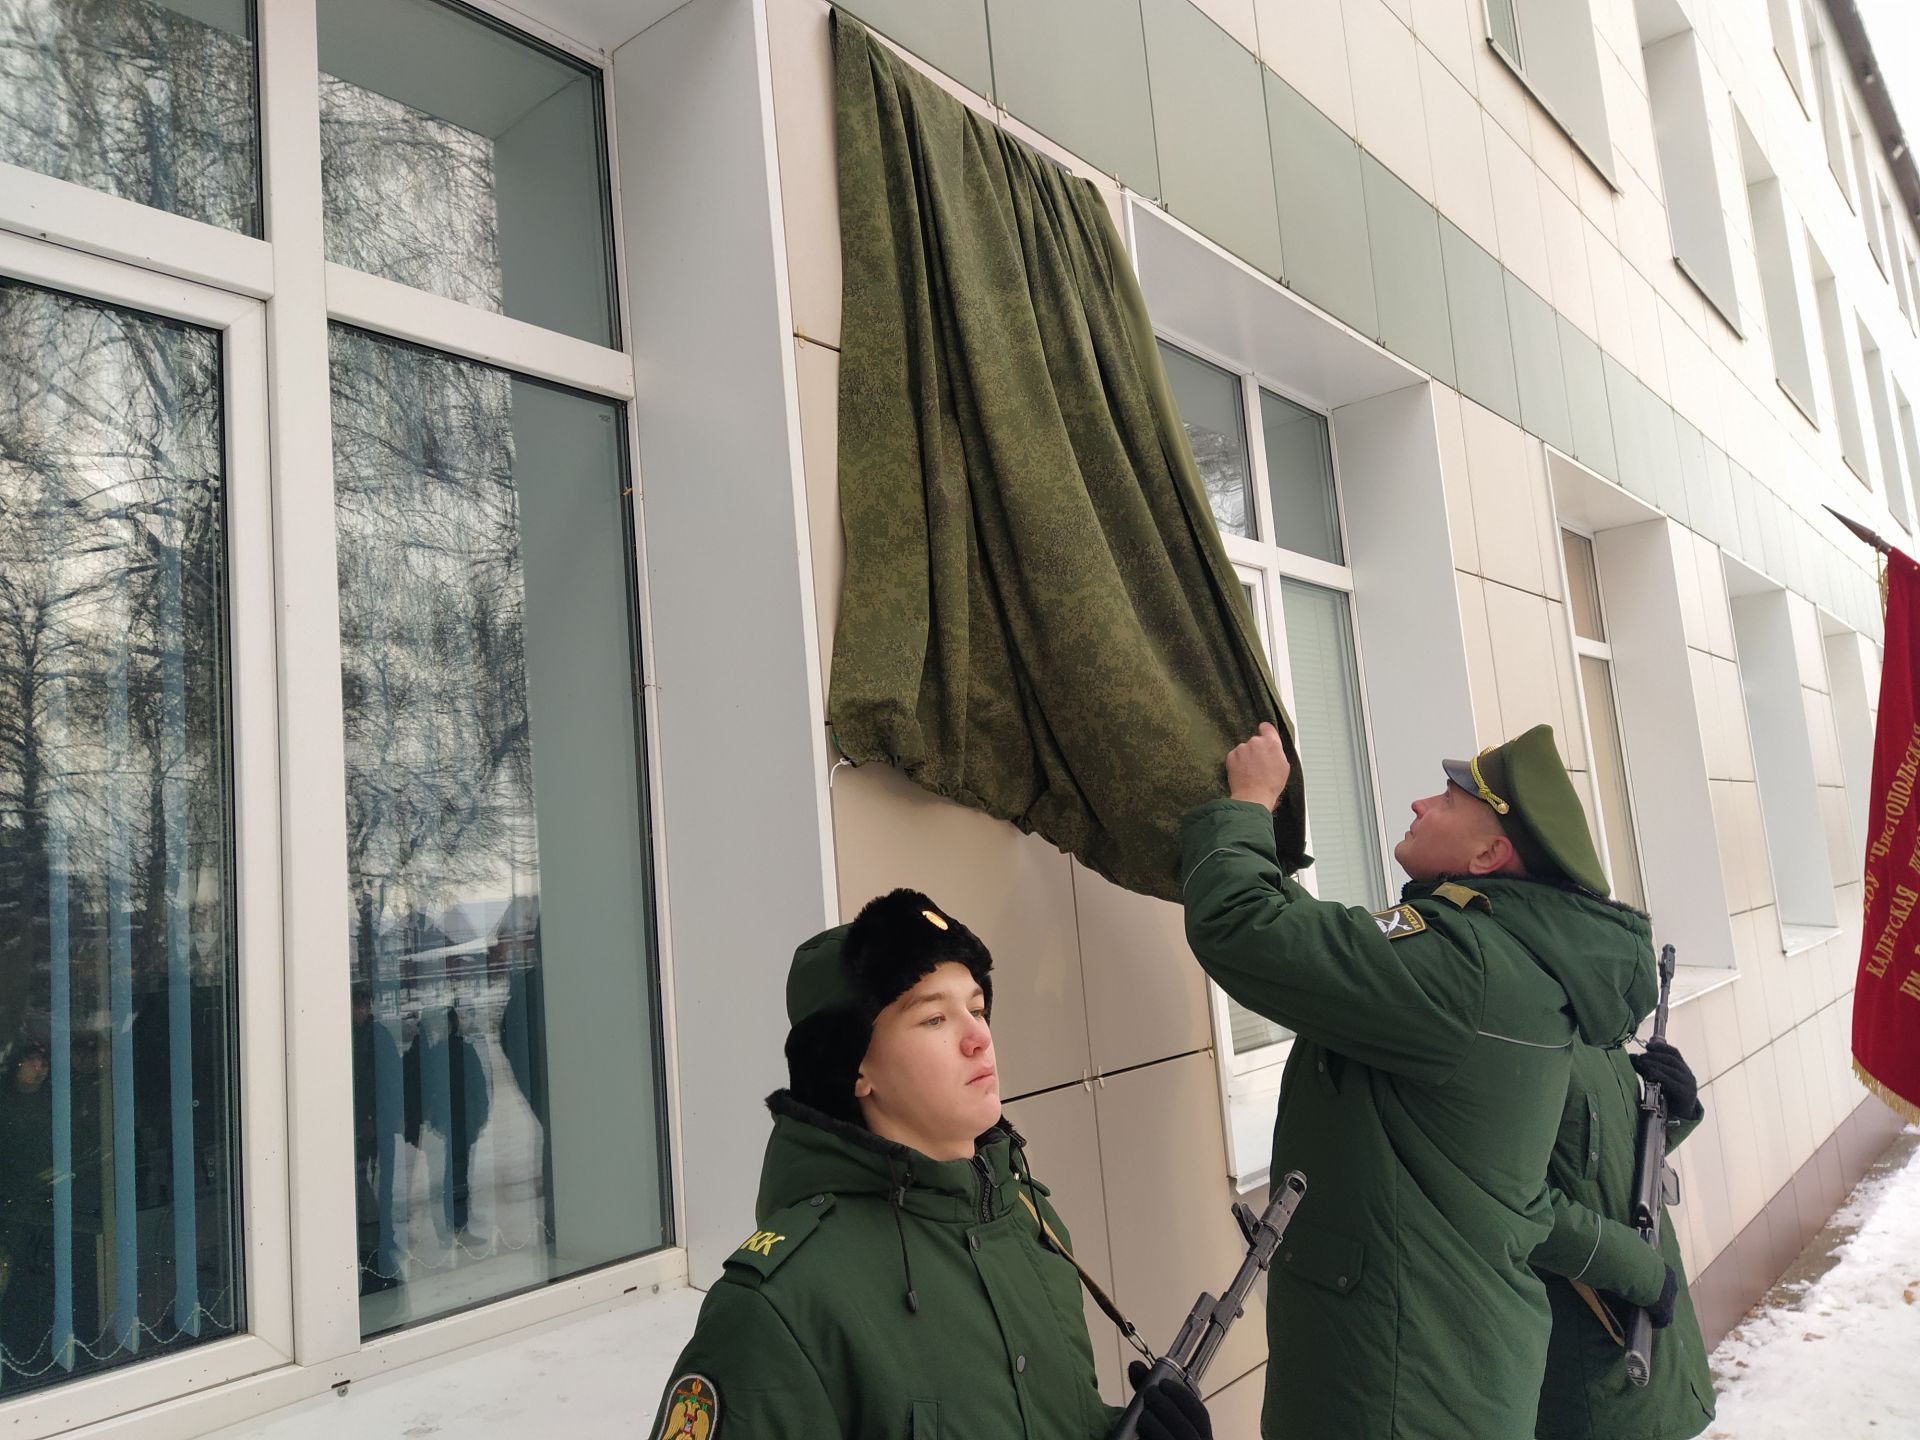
xmin=1708 ymin=1132 xmax=1920 ymax=1438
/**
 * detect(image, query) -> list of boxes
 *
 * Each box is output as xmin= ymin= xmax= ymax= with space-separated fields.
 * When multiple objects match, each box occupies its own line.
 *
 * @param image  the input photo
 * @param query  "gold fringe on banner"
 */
xmin=1853 ymin=1056 xmax=1920 ymax=1123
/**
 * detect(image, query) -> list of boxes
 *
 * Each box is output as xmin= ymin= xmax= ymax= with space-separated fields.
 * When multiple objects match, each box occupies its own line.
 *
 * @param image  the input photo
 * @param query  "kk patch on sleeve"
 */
xmin=659 ymin=1374 xmax=719 ymax=1440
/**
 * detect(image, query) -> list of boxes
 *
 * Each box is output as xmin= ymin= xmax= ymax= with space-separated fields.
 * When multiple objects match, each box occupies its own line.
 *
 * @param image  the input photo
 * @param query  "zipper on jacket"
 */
xmin=971 ymin=1153 xmax=992 ymax=1224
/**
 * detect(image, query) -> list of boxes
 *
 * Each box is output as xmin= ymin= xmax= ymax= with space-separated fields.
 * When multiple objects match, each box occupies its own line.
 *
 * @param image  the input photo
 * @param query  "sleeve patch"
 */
xmin=1370 ymin=904 xmax=1428 ymax=940
xmin=659 ymin=1374 xmax=719 ymax=1440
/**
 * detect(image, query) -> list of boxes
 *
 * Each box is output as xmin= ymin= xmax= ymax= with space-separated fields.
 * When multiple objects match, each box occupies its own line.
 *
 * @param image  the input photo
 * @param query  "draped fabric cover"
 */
xmin=827 ymin=13 xmax=1306 ymax=901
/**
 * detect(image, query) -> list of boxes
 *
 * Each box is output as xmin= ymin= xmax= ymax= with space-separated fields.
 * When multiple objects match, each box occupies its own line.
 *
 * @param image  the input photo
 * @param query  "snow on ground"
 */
xmin=1708 ymin=1129 xmax=1920 ymax=1438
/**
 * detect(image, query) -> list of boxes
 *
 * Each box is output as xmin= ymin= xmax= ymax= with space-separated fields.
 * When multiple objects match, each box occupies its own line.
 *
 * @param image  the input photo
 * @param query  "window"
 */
xmin=1561 ymin=531 xmax=1645 ymax=908
xmin=1864 ymin=170 xmax=1889 ymax=276
xmin=1767 ymin=0 xmax=1808 ymax=106
xmin=1162 ymin=342 xmax=1387 ymax=1074
xmin=332 ymin=329 xmax=666 ymax=1335
xmin=0 ymin=0 xmax=668 ymax=1418
xmin=1807 ymin=239 xmax=1870 ymax=482
xmin=1480 ymin=0 xmax=1615 ymax=183
xmin=317 ymin=0 xmax=617 ymax=345
xmin=0 ymin=0 xmax=261 ymax=233
xmin=1805 ymin=5 xmax=1853 ymax=207
xmin=0 ymin=275 xmax=247 ymax=1398
xmin=1858 ymin=324 xmax=1909 ymax=528
xmin=1635 ymin=12 xmax=1739 ymax=325
xmin=1898 ymin=384 xmax=1920 ymax=535
xmin=1888 ymin=199 xmax=1916 ymax=324
xmin=1727 ymin=571 xmax=1839 ymax=934
xmin=1739 ymin=117 xmax=1819 ymax=421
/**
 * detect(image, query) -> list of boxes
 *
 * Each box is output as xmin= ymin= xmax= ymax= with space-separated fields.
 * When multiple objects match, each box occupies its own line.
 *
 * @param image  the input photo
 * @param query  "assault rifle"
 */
xmin=1624 ymin=944 xmax=1681 ymax=1387
xmin=1108 ymin=1171 xmax=1308 ymax=1440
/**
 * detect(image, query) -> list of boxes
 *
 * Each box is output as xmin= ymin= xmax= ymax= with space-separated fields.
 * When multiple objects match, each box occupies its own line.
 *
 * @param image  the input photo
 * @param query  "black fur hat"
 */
xmin=784 ymin=889 xmax=994 ymax=1124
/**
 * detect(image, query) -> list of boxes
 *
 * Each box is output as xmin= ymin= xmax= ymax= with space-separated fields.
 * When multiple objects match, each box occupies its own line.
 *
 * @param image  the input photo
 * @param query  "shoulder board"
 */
xmin=1432 ymin=882 xmax=1492 ymax=912
xmin=1369 ymin=903 xmax=1428 ymax=940
xmin=722 ymin=1194 xmax=835 ymax=1279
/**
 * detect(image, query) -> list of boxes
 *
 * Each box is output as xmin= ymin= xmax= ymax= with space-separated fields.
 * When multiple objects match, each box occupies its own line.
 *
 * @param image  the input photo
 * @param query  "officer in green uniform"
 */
xmin=649 ymin=889 xmax=1209 ymax=1440
xmin=1532 ymin=1016 xmax=1715 ymax=1439
xmin=1181 ymin=723 xmax=1658 ymax=1440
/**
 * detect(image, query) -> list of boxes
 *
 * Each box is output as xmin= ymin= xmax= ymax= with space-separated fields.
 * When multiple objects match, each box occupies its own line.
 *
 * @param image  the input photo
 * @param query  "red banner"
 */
xmin=1855 ymin=546 xmax=1920 ymax=1121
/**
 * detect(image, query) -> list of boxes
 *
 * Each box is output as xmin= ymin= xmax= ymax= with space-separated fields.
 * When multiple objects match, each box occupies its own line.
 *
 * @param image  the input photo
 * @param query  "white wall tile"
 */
xmin=1484 ymin=580 xmax=1566 ymax=742
xmin=1256 ymin=0 xmax=1356 ymax=134
xmin=1486 ymin=116 xmax=1552 ymax=297
xmin=1434 ymin=383 xmax=1479 ymax=574
xmin=1457 ymin=570 xmax=1506 ymax=749
xmin=1344 ymin=0 xmax=1433 ymax=199
xmin=1420 ymin=45 xmax=1498 ymax=251
xmin=1461 ymin=399 xmax=1545 ymax=593
xmin=1539 ymin=172 xmax=1597 ymax=337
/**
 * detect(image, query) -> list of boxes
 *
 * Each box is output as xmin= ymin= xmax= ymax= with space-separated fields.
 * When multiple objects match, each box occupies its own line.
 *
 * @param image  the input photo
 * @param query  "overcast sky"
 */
xmin=1856 ymin=0 xmax=1920 ymax=185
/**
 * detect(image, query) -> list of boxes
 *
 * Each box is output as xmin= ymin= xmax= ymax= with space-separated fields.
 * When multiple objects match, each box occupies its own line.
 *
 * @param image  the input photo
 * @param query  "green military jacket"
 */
xmin=1531 ymin=1040 xmax=1715 ymax=1440
xmin=1181 ymin=798 xmax=1658 ymax=1440
xmin=649 ymin=1092 xmax=1118 ymax=1440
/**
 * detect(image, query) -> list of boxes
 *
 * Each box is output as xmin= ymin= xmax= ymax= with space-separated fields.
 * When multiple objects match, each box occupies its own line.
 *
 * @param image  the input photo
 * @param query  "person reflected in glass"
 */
xmin=350 ymin=985 xmax=403 ymax=1294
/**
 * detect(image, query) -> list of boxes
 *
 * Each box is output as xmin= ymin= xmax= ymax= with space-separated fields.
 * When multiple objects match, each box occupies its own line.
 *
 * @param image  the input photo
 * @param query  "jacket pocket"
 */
xmin=910 ymin=1400 xmax=940 ymax=1439
xmin=1274 ymin=1217 xmax=1366 ymax=1297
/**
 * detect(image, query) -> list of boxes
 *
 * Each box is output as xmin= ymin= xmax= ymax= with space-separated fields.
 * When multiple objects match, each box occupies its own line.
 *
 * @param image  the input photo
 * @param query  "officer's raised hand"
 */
xmin=1125 ymin=1364 xmax=1213 ymax=1440
xmin=1225 ymin=721 xmax=1291 ymax=811
xmin=1630 ymin=1040 xmax=1701 ymax=1119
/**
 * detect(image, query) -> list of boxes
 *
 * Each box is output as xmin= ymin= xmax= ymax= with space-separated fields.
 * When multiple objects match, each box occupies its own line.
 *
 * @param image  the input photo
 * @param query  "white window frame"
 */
xmin=1158 ymin=332 xmax=1394 ymax=1182
xmin=1555 ymin=524 xmax=1649 ymax=910
xmin=0 ymin=1 xmax=686 ymax=1433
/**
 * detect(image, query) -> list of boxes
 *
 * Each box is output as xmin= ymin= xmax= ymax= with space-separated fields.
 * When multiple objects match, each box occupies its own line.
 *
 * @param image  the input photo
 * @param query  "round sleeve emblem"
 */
xmin=659 ymin=1373 xmax=719 ymax=1440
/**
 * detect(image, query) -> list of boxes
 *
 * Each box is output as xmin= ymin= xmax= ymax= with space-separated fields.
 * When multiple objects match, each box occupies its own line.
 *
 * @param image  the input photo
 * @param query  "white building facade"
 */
xmin=0 ymin=0 xmax=1910 ymax=1434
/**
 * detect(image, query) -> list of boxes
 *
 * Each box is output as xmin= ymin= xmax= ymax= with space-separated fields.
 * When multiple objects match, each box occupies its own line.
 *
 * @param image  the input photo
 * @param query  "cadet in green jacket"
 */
xmin=1532 ymin=1029 xmax=1715 ymax=1440
xmin=1182 ymin=723 xmax=1657 ymax=1440
xmin=649 ymin=889 xmax=1209 ymax=1440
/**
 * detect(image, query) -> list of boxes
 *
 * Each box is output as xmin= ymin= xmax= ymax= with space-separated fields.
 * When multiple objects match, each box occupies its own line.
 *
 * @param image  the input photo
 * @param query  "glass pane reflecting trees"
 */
xmin=0 ymin=0 xmax=260 ymax=234
xmin=330 ymin=328 xmax=666 ymax=1336
xmin=0 ymin=279 xmax=243 ymax=1395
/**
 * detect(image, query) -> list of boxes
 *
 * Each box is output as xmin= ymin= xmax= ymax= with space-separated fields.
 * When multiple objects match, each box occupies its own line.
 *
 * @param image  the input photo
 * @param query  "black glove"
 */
xmin=1603 ymin=1262 xmax=1678 ymax=1334
xmin=1127 ymin=1362 xmax=1213 ymax=1440
xmin=1631 ymin=1040 xmax=1700 ymax=1119
xmin=1648 ymin=1263 xmax=1679 ymax=1330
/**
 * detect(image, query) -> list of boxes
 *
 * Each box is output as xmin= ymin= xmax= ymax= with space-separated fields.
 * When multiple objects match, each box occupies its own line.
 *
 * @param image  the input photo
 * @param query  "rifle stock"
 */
xmin=1624 ymin=944 xmax=1678 ymax=1386
xmin=1106 ymin=1171 xmax=1307 ymax=1440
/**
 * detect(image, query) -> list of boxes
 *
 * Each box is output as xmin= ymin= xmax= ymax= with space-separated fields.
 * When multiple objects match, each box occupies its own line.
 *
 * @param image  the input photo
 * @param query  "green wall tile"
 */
xmin=1701 ymin=441 xmax=1736 ymax=552
xmin=1361 ymin=154 xmax=1452 ymax=384
xmin=987 ymin=0 xmax=1159 ymax=194
xmin=1268 ymin=74 xmax=1375 ymax=336
xmin=1141 ymin=0 xmax=1281 ymax=275
xmin=1603 ymin=356 xmax=1656 ymax=504
xmin=1506 ymin=274 xmax=1571 ymax=456
xmin=1559 ymin=318 xmax=1615 ymax=480
xmin=1673 ymin=416 xmax=1712 ymax=539
xmin=1441 ymin=219 xmax=1519 ymax=425
xmin=839 ymin=0 xmax=994 ymax=99
xmin=1647 ymin=396 xmax=1687 ymax=525
xmin=1731 ymin=461 xmax=1762 ymax=563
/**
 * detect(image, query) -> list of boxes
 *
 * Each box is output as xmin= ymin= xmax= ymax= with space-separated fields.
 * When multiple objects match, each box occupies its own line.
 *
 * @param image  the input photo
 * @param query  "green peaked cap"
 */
xmin=786 ymin=924 xmax=858 ymax=1026
xmin=1443 ymin=723 xmax=1611 ymax=897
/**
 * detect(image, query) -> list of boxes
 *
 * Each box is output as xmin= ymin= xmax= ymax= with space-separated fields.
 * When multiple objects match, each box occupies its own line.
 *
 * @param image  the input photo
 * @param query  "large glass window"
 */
xmin=0 ymin=279 xmax=243 ymax=1394
xmin=330 ymin=328 xmax=665 ymax=1335
xmin=317 ymin=0 xmax=617 ymax=346
xmin=0 ymin=0 xmax=260 ymax=234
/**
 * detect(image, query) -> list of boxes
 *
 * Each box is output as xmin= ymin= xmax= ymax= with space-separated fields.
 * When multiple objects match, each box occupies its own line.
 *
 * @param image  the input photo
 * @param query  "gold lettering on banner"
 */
xmin=1868 ymin=724 xmax=1920 ymax=861
xmin=1901 ymin=969 xmax=1920 ymax=1003
xmin=1868 ymin=883 xmax=1920 ymax=979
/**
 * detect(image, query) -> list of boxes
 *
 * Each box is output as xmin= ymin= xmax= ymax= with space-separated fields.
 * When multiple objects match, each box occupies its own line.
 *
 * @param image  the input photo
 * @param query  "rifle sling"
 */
xmin=1571 ymin=1279 xmax=1628 ymax=1347
xmin=1018 ymin=1190 xmax=1156 ymax=1363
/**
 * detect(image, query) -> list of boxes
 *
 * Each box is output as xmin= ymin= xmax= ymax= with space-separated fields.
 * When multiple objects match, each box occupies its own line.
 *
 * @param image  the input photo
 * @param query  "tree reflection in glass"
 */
xmin=0 ymin=279 xmax=243 ymax=1396
xmin=330 ymin=328 xmax=666 ymax=1337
